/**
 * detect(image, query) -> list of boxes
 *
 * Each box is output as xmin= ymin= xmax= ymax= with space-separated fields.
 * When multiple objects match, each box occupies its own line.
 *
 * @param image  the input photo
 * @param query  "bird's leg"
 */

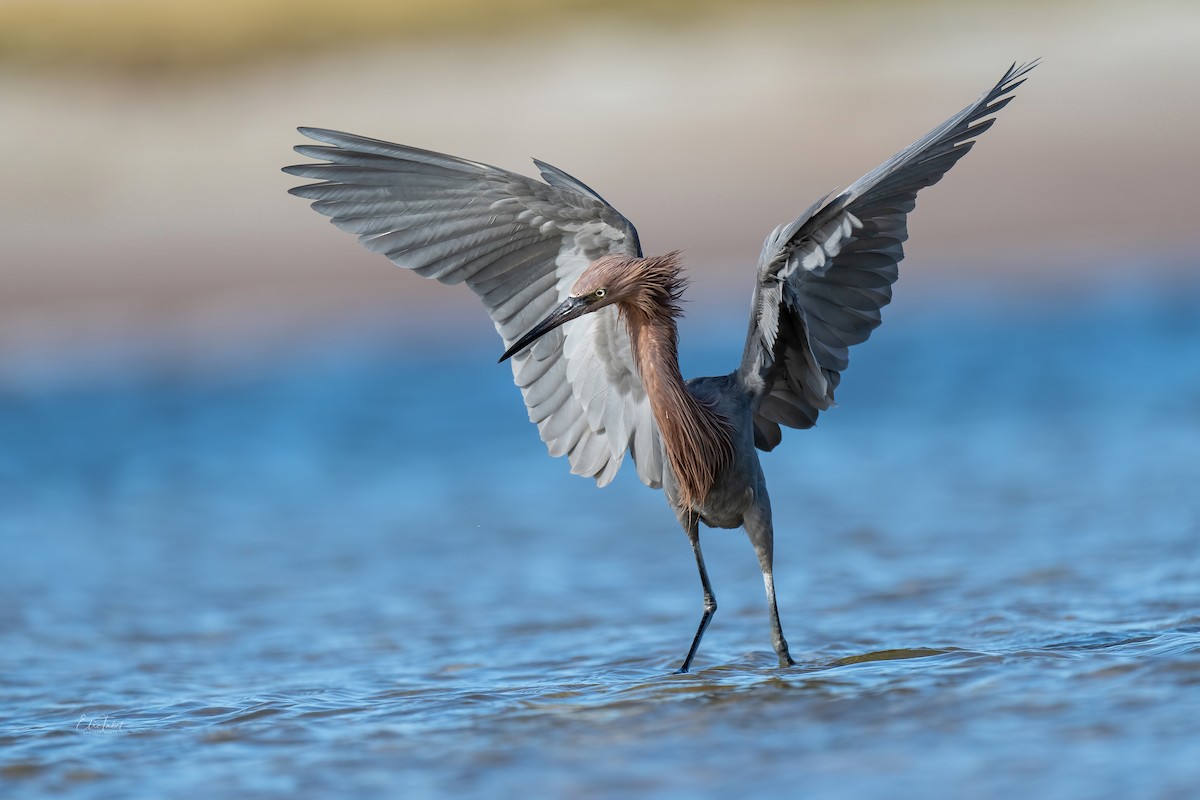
xmin=744 ymin=491 xmax=795 ymax=668
xmin=676 ymin=514 xmax=716 ymax=674
xmin=760 ymin=569 xmax=794 ymax=668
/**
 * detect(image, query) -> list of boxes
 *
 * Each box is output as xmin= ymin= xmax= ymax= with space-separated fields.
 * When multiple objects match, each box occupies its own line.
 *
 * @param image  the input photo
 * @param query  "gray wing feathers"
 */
xmin=739 ymin=61 xmax=1036 ymax=450
xmin=286 ymin=128 xmax=662 ymax=488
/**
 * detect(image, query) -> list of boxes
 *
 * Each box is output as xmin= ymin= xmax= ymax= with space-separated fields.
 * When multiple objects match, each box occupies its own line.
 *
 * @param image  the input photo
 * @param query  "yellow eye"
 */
xmin=594 ymin=289 xmax=606 ymax=298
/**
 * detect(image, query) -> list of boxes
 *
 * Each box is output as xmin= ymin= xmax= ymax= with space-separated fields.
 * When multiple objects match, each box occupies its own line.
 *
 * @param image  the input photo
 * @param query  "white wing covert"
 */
xmin=285 ymin=129 xmax=663 ymax=488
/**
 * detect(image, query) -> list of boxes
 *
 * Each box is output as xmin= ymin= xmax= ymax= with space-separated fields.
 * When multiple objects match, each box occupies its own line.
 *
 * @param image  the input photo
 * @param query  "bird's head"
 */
xmin=499 ymin=254 xmax=682 ymax=362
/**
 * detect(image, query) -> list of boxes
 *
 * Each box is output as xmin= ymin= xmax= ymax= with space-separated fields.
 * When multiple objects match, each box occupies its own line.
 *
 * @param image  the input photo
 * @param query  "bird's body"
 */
xmin=286 ymin=61 xmax=1036 ymax=672
xmin=568 ymin=254 xmax=792 ymax=666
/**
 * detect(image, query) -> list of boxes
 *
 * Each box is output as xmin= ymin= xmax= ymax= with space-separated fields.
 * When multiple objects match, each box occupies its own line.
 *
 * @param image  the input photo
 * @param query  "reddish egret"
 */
xmin=286 ymin=61 xmax=1036 ymax=672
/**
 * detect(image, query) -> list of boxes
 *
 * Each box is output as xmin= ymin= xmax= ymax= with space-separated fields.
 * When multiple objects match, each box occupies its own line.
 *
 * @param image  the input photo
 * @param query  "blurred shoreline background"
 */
xmin=2 ymin=0 xmax=1198 ymax=369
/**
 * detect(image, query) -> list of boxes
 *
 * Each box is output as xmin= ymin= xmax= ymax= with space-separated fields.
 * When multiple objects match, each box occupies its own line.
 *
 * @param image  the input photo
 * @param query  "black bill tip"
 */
xmin=497 ymin=296 xmax=588 ymax=364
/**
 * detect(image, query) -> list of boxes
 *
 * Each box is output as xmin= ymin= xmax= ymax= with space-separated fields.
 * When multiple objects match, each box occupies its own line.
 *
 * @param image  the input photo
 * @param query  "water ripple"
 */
xmin=3 ymin=296 xmax=1200 ymax=798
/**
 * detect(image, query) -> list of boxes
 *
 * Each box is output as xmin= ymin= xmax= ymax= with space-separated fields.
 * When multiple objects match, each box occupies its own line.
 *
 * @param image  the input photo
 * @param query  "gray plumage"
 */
xmin=285 ymin=61 xmax=1036 ymax=672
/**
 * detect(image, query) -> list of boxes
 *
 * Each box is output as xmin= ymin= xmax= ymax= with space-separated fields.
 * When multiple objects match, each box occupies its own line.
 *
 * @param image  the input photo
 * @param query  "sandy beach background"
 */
xmin=2 ymin=0 xmax=1197 ymax=362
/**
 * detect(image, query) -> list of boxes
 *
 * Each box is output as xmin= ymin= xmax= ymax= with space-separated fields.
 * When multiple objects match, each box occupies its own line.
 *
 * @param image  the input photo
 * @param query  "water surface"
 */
xmin=2 ymin=285 xmax=1199 ymax=798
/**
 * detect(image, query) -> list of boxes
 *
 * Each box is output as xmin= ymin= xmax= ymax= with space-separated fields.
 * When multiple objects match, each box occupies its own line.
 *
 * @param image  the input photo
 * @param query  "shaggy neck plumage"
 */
xmin=619 ymin=256 xmax=733 ymax=509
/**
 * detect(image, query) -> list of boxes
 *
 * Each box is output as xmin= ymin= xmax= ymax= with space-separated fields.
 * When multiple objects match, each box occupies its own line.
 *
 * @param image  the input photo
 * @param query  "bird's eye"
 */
xmin=594 ymin=289 xmax=606 ymax=298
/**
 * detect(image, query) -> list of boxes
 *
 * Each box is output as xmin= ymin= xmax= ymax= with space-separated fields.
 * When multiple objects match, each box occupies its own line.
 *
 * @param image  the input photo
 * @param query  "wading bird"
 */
xmin=286 ymin=61 xmax=1035 ymax=672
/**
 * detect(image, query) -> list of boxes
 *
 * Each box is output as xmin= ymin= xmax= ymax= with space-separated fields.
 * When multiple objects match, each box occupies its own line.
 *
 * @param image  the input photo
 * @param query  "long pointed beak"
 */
xmin=499 ymin=296 xmax=589 ymax=362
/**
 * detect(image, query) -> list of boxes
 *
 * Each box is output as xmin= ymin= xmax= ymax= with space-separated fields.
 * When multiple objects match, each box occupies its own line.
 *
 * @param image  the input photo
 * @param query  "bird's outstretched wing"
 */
xmin=738 ymin=61 xmax=1037 ymax=450
xmin=285 ymin=129 xmax=662 ymax=488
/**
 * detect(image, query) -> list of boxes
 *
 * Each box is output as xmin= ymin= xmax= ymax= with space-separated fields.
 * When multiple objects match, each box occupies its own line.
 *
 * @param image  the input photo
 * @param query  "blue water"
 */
xmin=2 ymin=284 xmax=1199 ymax=798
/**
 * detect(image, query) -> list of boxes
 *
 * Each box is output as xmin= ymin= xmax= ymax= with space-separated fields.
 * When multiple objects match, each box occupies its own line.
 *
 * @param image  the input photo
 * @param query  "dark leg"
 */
xmin=744 ymin=490 xmax=795 ymax=668
xmin=676 ymin=515 xmax=717 ymax=674
xmin=760 ymin=569 xmax=794 ymax=667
